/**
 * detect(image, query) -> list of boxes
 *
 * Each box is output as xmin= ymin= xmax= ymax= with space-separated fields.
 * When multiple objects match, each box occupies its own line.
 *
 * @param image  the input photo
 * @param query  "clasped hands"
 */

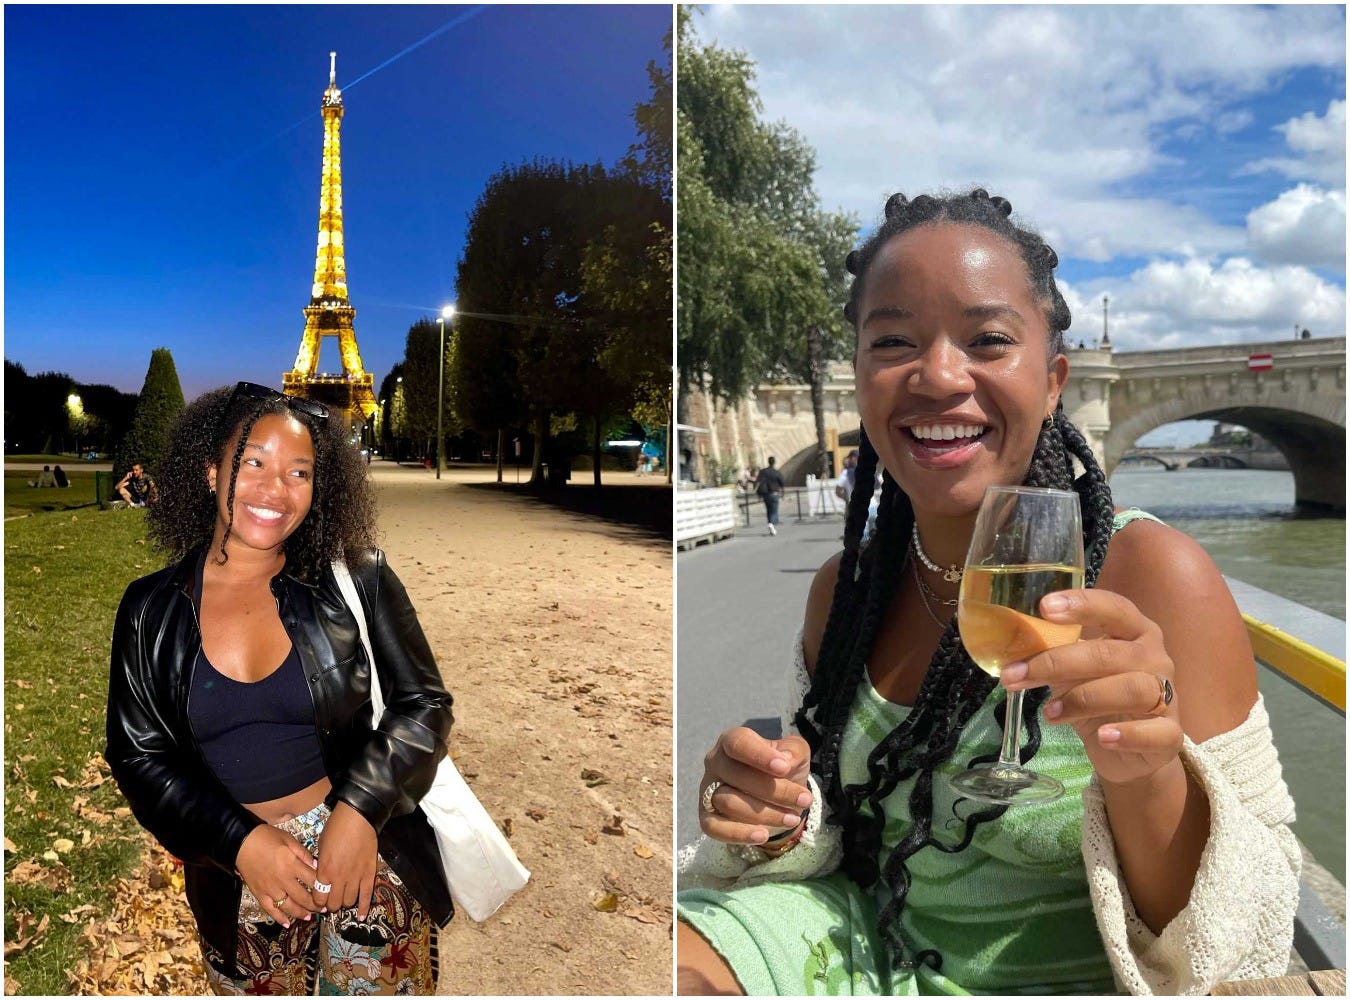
xmin=234 ymin=801 xmax=378 ymax=927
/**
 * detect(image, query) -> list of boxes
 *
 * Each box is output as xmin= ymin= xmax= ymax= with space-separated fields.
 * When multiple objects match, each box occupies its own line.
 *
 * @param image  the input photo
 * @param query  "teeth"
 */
xmin=911 ymin=424 xmax=985 ymax=441
xmin=245 ymin=505 xmax=284 ymax=521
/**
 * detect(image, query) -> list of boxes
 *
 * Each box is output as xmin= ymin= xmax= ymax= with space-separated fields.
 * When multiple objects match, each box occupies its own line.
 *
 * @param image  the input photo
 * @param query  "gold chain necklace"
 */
xmin=911 ymin=557 xmax=952 ymax=629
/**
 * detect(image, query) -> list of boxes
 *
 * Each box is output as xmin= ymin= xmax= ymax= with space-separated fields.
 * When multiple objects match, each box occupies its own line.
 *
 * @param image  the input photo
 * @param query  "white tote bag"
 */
xmin=332 ymin=560 xmax=530 ymax=921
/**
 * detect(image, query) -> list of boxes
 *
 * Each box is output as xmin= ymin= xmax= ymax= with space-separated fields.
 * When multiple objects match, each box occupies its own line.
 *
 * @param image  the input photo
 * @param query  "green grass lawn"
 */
xmin=3 ymin=453 xmax=82 ymax=464
xmin=5 ymin=471 xmax=101 ymax=518
xmin=4 ymin=508 xmax=163 ymax=994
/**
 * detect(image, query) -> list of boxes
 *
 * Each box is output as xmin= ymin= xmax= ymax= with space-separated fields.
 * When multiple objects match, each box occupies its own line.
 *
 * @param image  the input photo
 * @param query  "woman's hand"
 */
xmin=235 ymin=825 xmax=319 ymax=927
xmin=699 ymin=727 xmax=813 ymax=844
xmin=1000 ymin=588 xmax=1182 ymax=787
xmin=312 ymin=802 xmax=379 ymax=918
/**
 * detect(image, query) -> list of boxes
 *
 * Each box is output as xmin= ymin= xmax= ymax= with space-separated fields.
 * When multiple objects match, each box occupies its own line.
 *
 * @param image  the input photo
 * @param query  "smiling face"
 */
xmin=854 ymin=223 xmax=1069 ymax=518
xmin=207 ymin=412 xmax=316 ymax=556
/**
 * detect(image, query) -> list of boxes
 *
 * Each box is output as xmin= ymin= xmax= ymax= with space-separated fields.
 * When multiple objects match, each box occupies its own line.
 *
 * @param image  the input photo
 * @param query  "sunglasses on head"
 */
xmin=229 ymin=382 xmax=329 ymax=421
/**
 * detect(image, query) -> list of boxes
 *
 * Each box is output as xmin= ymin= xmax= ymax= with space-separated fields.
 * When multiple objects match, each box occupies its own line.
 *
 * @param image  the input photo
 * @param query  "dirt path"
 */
xmin=368 ymin=465 xmax=673 ymax=996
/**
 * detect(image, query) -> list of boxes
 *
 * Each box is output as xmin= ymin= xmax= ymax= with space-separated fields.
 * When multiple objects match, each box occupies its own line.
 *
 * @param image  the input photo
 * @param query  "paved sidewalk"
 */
xmin=676 ymin=512 xmax=844 ymax=848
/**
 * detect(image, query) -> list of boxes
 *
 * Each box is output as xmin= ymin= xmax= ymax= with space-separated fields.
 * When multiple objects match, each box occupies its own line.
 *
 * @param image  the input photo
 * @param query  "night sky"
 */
xmin=5 ymin=4 xmax=672 ymax=400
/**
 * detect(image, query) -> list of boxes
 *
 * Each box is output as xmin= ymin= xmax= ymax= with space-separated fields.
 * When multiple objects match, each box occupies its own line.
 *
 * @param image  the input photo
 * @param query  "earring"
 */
xmin=1042 ymin=414 xmax=1054 ymax=430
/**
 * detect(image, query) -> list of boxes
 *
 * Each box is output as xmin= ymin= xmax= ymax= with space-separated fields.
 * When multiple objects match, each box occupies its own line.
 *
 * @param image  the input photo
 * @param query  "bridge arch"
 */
xmin=1107 ymin=401 xmax=1344 ymax=513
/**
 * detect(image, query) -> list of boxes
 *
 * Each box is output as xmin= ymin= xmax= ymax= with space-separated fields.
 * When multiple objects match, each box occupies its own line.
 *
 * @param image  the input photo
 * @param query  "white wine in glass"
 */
xmin=948 ymin=486 xmax=1085 ymax=805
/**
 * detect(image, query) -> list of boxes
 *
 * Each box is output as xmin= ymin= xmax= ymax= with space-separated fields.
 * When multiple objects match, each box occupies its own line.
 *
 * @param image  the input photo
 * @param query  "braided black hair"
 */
xmin=795 ymin=188 xmax=1115 ymax=970
xmin=147 ymin=386 xmax=376 ymax=581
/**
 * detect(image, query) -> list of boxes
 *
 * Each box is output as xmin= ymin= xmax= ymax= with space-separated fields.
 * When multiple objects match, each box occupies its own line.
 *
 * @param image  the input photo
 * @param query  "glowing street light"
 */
xmin=436 ymin=304 xmax=456 ymax=479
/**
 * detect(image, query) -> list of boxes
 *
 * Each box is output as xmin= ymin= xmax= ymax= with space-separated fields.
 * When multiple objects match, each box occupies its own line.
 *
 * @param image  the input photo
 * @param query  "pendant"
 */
xmin=943 ymin=567 xmax=963 ymax=583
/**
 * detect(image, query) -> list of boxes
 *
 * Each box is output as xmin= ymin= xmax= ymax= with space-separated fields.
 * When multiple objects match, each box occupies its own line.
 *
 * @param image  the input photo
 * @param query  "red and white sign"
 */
xmin=1248 ymin=353 xmax=1274 ymax=372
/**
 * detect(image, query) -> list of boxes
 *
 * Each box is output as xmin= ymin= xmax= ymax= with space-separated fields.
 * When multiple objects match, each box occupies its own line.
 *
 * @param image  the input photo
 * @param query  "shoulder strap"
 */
xmin=332 ymin=560 xmax=385 ymax=722
xmin=1112 ymin=507 xmax=1165 ymax=534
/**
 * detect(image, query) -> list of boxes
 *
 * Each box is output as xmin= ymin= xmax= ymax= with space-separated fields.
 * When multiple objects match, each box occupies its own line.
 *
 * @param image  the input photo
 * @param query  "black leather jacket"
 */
xmin=105 ymin=548 xmax=455 ymax=975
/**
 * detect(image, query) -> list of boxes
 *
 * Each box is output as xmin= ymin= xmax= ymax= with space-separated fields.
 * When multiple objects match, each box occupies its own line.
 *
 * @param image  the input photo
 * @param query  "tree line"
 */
xmin=5 ymin=349 xmax=185 ymax=480
xmin=378 ymin=30 xmax=672 ymax=487
xmin=677 ymin=8 xmax=857 ymax=482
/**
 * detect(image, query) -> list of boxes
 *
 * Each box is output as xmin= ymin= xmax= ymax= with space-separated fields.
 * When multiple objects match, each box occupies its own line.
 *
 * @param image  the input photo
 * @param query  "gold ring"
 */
xmin=1150 ymin=675 xmax=1175 ymax=715
xmin=700 ymin=780 xmax=723 ymax=815
xmin=273 ymin=895 xmax=288 ymax=909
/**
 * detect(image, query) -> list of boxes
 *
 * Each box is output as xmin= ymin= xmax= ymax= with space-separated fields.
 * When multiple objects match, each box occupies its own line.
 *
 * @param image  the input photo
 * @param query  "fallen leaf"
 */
xmin=52 ymin=838 xmax=75 ymax=853
xmin=42 ymin=850 xmax=60 ymax=861
xmin=3 ymin=837 xmax=15 ymax=853
xmin=601 ymin=814 xmax=625 ymax=836
xmin=500 ymin=817 xmax=515 ymax=838
xmin=592 ymin=892 xmax=619 ymax=912
xmin=31 ymin=566 xmax=41 ymax=575
xmin=634 ymin=844 xmax=654 ymax=859
xmin=525 ymin=807 xmax=546 ymax=822
xmin=13 ymin=680 xmax=32 ymax=689
xmin=9 ymin=859 xmax=73 ymax=891
xmin=622 ymin=906 xmax=662 ymax=924
xmin=52 ymin=775 xmax=73 ymax=788
xmin=3 ymin=913 xmax=50 ymax=957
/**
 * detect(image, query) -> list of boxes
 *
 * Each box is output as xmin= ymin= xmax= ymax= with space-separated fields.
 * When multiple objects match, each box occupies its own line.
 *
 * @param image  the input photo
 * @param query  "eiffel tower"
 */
xmin=283 ymin=52 xmax=378 ymax=427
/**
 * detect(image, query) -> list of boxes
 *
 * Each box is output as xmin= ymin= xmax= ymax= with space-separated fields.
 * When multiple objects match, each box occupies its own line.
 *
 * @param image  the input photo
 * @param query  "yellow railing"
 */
xmin=1242 ymin=614 xmax=1346 ymax=713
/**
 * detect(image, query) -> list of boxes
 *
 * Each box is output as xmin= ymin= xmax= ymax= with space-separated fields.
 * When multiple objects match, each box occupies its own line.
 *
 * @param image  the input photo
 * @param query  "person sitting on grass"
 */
xmin=115 ymin=463 xmax=157 ymax=507
xmin=52 ymin=464 xmax=70 ymax=488
xmin=677 ymin=188 xmax=1299 ymax=996
xmin=28 ymin=465 xmax=56 ymax=488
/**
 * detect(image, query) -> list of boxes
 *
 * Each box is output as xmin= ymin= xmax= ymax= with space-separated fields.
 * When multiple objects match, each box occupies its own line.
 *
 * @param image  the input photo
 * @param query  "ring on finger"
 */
xmin=701 ymin=780 xmax=723 ymax=815
xmin=1148 ymin=674 xmax=1175 ymax=715
xmin=273 ymin=894 xmax=288 ymax=909
xmin=313 ymin=879 xmax=333 ymax=894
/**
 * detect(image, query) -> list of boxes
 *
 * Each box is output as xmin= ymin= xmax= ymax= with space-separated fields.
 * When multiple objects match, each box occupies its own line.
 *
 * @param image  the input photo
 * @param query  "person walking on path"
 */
xmin=755 ymin=457 xmax=786 ymax=535
xmin=834 ymin=450 xmax=859 ymax=507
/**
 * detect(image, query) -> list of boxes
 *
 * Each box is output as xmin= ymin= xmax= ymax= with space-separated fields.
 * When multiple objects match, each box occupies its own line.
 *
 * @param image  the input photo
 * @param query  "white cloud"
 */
xmin=1246 ymin=184 xmax=1346 ymax=269
xmin=1062 ymin=257 xmax=1346 ymax=350
xmin=1242 ymin=100 xmax=1346 ymax=187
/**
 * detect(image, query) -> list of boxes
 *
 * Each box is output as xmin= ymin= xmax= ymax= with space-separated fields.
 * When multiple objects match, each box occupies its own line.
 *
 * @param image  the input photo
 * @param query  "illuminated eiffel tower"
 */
xmin=283 ymin=52 xmax=378 ymax=427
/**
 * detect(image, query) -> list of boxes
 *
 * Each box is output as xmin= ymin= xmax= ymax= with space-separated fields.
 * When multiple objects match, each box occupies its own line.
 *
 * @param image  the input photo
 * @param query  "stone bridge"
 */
xmin=683 ymin=336 xmax=1345 ymax=512
xmin=1119 ymin=446 xmax=1289 ymax=471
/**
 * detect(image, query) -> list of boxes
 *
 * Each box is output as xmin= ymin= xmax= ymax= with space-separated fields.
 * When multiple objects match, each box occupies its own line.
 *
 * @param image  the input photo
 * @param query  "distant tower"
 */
xmin=283 ymin=52 xmax=378 ymax=426
xmin=1101 ymin=294 xmax=1112 ymax=350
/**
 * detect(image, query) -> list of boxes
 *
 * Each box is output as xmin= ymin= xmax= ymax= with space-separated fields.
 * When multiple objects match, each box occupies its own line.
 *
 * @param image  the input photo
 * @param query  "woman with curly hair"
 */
xmin=106 ymin=383 xmax=455 ymax=995
xmin=677 ymin=190 xmax=1300 ymax=995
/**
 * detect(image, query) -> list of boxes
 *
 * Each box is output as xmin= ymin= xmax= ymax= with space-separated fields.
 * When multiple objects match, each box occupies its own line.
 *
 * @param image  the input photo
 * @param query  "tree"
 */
xmin=397 ymin=318 xmax=456 ymax=462
xmin=114 ymin=347 xmax=185 ymax=480
xmin=677 ymin=9 xmax=858 ymax=477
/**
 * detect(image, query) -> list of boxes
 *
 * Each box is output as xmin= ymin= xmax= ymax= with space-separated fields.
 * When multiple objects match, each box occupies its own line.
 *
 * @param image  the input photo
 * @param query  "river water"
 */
xmin=1109 ymin=467 xmax=1345 ymax=882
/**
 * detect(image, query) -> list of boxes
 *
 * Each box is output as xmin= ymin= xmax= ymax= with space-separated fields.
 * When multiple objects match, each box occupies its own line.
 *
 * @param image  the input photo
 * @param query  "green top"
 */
xmin=847 ymin=509 xmax=1161 ymax=994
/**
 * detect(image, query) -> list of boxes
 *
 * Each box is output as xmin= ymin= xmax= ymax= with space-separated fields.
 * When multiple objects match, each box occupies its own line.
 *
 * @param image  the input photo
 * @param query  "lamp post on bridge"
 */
xmin=436 ymin=304 xmax=456 ymax=480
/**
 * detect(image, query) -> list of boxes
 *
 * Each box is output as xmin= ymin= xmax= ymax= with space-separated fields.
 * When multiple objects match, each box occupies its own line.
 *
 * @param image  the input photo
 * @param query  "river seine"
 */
xmin=1109 ymin=467 xmax=1345 ymax=882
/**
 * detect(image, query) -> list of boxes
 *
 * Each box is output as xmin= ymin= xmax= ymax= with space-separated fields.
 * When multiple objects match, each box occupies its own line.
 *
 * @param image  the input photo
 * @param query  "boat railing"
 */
xmin=1226 ymin=576 xmax=1346 ymax=973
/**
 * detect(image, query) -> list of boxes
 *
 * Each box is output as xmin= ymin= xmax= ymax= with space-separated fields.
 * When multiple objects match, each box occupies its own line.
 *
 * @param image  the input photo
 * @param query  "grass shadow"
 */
xmin=463 ymin=480 xmax=671 ymax=543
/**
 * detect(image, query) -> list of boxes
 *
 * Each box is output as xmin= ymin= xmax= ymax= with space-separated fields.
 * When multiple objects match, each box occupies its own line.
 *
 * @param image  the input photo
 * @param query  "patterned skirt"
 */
xmin=204 ymin=802 xmax=438 ymax=996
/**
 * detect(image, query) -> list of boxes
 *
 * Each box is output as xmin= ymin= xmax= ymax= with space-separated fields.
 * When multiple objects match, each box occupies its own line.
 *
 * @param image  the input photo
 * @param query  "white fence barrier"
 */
xmin=806 ymin=475 xmax=844 ymax=517
xmin=676 ymin=485 xmax=737 ymax=547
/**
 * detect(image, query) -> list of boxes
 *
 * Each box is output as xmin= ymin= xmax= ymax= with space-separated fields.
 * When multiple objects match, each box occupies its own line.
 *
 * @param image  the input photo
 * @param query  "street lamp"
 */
xmin=436 ymin=304 xmax=456 ymax=479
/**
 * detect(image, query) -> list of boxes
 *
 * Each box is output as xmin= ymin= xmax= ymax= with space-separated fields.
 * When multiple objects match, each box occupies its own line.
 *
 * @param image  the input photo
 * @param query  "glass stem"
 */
xmin=998 ymin=688 xmax=1025 ymax=768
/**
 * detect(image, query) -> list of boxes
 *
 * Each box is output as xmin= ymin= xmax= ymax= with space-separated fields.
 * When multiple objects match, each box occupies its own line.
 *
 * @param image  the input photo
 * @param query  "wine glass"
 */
xmin=948 ymin=485 xmax=1085 ymax=805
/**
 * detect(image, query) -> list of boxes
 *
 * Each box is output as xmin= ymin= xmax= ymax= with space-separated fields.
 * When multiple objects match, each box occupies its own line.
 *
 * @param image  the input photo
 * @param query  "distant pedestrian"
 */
xmin=833 ymin=450 xmax=859 ymax=507
xmin=754 ymin=456 xmax=785 ymax=535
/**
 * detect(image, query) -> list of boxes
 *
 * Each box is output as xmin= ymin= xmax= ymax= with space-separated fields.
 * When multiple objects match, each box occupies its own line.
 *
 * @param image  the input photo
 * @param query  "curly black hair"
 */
xmin=146 ymin=386 xmax=377 ymax=581
xmin=794 ymin=188 xmax=1115 ymax=971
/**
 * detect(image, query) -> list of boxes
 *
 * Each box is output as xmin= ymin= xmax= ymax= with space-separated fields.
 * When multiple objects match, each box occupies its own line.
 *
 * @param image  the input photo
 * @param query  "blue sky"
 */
xmin=695 ymin=5 xmax=1345 ymax=444
xmin=5 ymin=4 xmax=671 ymax=401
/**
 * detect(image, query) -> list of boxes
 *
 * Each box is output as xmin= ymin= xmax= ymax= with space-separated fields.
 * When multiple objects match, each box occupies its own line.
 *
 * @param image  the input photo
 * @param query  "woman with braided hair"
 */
xmin=677 ymin=189 xmax=1300 ymax=995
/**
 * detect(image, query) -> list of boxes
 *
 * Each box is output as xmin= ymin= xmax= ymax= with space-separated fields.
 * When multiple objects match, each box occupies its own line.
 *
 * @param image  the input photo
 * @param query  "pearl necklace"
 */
xmin=911 ymin=523 xmax=964 ymax=583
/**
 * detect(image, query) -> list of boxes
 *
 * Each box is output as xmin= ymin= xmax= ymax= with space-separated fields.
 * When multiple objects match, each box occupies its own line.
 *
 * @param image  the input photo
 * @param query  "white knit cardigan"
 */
xmin=677 ymin=632 xmax=1302 ymax=996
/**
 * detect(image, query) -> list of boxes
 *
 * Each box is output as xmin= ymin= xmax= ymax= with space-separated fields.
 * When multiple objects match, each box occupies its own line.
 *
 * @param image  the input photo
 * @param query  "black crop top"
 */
xmin=187 ymin=555 xmax=328 ymax=803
